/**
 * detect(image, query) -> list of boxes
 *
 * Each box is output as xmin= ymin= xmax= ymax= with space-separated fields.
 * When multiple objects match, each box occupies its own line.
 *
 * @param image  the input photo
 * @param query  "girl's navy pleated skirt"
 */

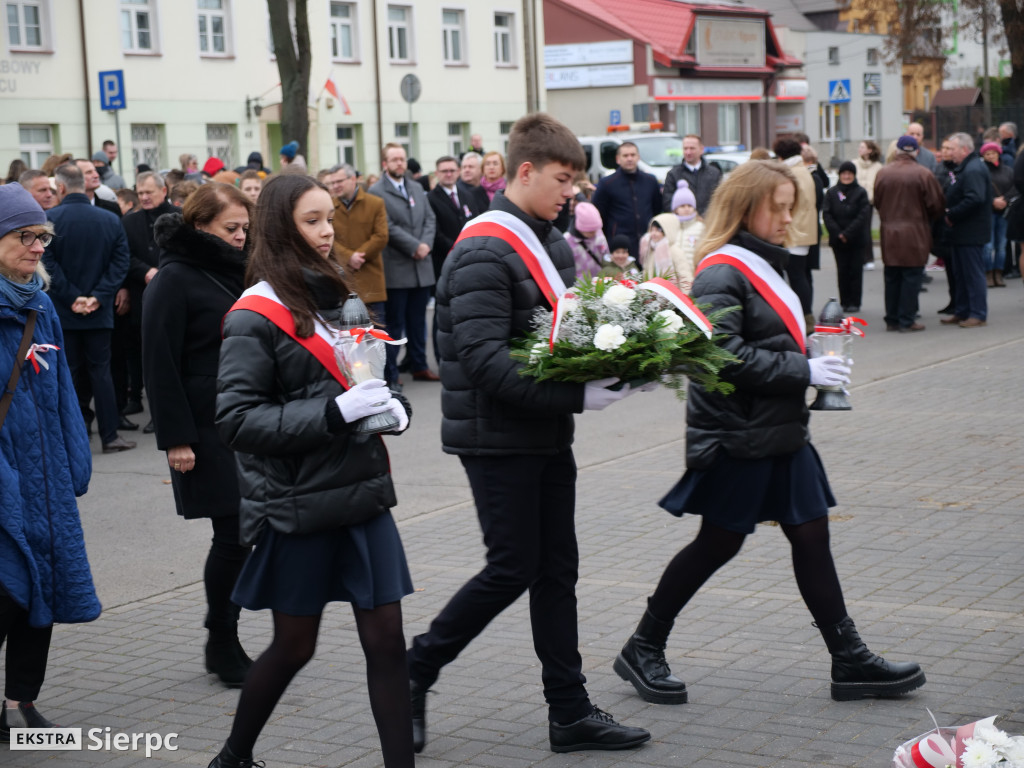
xmin=232 ymin=511 xmax=414 ymax=615
xmin=660 ymin=443 xmax=836 ymax=534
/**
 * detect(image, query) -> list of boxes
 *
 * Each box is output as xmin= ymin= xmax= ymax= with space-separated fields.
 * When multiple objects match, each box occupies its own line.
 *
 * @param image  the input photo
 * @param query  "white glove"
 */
xmin=335 ymin=379 xmax=392 ymax=423
xmin=808 ymin=356 xmax=851 ymax=387
xmin=384 ymin=397 xmax=409 ymax=432
xmin=583 ymin=377 xmax=633 ymax=411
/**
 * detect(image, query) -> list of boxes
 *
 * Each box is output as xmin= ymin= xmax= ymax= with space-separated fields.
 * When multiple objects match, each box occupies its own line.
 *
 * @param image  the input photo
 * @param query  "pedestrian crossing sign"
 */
xmin=828 ymin=79 xmax=851 ymax=104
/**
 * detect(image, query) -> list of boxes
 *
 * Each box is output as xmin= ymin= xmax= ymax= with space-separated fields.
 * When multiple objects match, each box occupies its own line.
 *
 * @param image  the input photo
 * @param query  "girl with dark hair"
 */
xmin=207 ymin=174 xmax=414 ymax=768
xmin=4 ymin=159 xmax=27 ymax=185
xmin=142 ymin=183 xmax=254 ymax=687
xmin=613 ymin=160 xmax=925 ymax=707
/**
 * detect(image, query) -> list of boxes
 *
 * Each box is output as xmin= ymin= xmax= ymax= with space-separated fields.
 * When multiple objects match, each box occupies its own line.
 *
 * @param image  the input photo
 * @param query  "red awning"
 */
xmin=550 ymin=0 xmax=801 ymax=69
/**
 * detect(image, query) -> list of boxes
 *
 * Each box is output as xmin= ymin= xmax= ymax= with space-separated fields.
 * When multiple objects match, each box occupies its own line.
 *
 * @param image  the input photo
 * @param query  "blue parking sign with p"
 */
xmin=99 ymin=70 xmax=125 ymax=111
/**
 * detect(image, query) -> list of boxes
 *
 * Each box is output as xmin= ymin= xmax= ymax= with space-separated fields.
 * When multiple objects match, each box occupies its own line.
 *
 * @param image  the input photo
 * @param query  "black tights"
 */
xmin=226 ymin=602 xmax=413 ymax=768
xmin=785 ymin=254 xmax=813 ymax=315
xmin=648 ymin=517 xmax=847 ymax=628
xmin=205 ymin=516 xmax=250 ymax=633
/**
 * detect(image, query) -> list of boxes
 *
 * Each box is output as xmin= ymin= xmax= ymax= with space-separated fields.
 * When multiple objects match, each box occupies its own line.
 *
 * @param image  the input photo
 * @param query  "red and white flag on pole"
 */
xmin=324 ymin=76 xmax=351 ymax=115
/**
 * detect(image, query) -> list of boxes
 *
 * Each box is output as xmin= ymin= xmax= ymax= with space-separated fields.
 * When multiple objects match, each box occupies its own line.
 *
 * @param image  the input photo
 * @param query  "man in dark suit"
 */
xmin=428 ymin=155 xmax=470 ymax=273
xmin=457 ymin=152 xmax=490 ymax=216
xmin=74 ymin=158 xmax=122 ymax=218
xmin=368 ymin=143 xmax=438 ymax=386
xmin=593 ymin=141 xmax=661 ymax=258
xmin=45 ymin=163 xmax=135 ymax=453
xmin=68 ymin=159 xmax=132 ymax=432
xmin=427 ymin=156 xmax=471 ymax=368
xmin=121 ymin=171 xmax=179 ymax=431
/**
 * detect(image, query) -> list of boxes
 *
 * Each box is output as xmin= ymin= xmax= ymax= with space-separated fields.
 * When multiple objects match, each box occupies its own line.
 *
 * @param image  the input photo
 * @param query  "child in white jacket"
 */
xmin=669 ymin=180 xmax=705 ymax=290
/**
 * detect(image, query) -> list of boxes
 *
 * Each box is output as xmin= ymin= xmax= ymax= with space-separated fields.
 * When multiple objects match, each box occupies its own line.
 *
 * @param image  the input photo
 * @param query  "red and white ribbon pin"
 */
xmin=26 ymin=343 xmax=60 ymax=373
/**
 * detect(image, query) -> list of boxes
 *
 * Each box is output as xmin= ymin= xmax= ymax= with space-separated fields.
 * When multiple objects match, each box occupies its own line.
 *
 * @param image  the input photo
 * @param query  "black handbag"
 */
xmin=1005 ymin=194 xmax=1024 ymax=241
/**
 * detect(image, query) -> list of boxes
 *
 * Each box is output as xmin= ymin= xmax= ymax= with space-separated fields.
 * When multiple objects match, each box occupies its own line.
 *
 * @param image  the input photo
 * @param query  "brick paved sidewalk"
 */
xmin=7 ymin=341 xmax=1024 ymax=767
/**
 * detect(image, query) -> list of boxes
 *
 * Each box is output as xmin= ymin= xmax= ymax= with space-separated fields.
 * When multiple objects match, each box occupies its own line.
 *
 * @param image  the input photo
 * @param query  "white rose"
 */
xmin=558 ymin=297 xmax=579 ymax=316
xmin=602 ymin=283 xmax=635 ymax=308
xmin=593 ymin=324 xmax=627 ymax=351
xmin=528 ymin=341 xmax=547 ymax=363
xmin=655 ymin=309 xmax=684 ymax=334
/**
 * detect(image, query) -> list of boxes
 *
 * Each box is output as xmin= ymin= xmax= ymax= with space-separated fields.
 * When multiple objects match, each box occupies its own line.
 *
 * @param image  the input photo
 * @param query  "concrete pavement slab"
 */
xmin=7 ymin=253 xmax=1024 ymax=766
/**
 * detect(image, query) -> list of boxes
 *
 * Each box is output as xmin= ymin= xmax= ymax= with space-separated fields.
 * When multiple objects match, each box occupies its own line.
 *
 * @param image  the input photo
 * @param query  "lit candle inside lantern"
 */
xmin=349 ymin=356 xmax=373 ymax=383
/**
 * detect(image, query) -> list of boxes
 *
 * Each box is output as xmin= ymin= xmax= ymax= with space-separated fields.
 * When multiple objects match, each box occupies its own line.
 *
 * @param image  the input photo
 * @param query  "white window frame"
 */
xmin=18 ymin=124 xmax=53 ymax=168
xmin=394 ymin=122 xmax=413 ymax=156
xmin=827 ymin=45 xmax=839 ymax=65
xmin=131 ymin=123 xmax=163 ymax=170
xmin=717 ymin=104 xmax=740 ymax=145
xmin=447 ymin=122 xmax=466 ymax=156
xmin=121 ymin=0 xmax=159 ymax=54
xmin=336 ymin=125 xmax=357 ymax=166
xmin=206 ymin=123 xmax=234 ymax=168
xmin=675 ymin=103 xmax=700 ymax=136
xmin=6 ymin=0 xmax=51 ymax=52
xmin=819 ymin=101 xmax=833 ymax=141
xmin=387 ymin=5 xmax=414 ymax=64
xmin=866 ymin=47 xmax=879 ymax=66
xmin=499 ymin=121 xmax=514 ymax=154
xmin=197 ymin=0 xmax=231 ymax=57
xmin=493 ymin=11 xmax=515 ymax=66
xmin=863 ymin=101 xmax=880 ymax=140
xmin=329 ymin=1 xmax=358 ymax=62
xmin=442 ymin=8 xmax=465 ymax=65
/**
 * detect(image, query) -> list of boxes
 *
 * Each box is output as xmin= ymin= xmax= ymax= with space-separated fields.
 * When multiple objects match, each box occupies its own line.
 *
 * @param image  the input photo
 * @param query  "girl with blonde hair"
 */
xmin=614 ymin=160 xmax=925 ymax=708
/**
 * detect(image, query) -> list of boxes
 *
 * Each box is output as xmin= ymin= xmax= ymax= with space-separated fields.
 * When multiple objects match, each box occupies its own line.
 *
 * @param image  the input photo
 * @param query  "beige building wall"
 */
xmin=546 ymin=85 xmax=650 ymax=135
xmin=1 ymin=0 xmax=543 ymax=183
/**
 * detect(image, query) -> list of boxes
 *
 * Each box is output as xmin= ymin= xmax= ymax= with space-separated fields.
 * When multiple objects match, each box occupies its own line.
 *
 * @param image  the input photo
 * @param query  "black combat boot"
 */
xmin=206 ymin=624 xmax=251 ymax=688
xmin=207 ymin=743 xmax=264 ymax=768
xmin=613 ymin=603 xmax=687 ymax=704
xmin=819 ymin=616 xmax=925 ymax=701
xmin=410 ymin=679 xmax=428 ymax=753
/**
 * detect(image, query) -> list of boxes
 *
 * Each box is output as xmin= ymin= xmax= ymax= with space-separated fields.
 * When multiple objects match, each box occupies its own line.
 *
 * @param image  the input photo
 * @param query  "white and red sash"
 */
xmin=636 ymin=277 xmax=713 ymax=339
xmin=696 ymin=244 xmax=806 ymax=353
xmin=455 ymin=210 xmax=568 ymax=307
xmin=228 ymin=281 xmax=349 ymax=389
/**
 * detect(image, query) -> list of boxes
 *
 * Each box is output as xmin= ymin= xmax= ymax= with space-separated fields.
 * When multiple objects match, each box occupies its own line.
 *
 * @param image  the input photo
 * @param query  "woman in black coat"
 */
xmin=612 ymin=160 xmax=924 ymax=707
xmin=822 ymin=161 xmax=872 ymax=312
xmin=141 ymin=183 xmax=253 ymax=687
xmin=208 ymin=174 xmax=414 ymax=768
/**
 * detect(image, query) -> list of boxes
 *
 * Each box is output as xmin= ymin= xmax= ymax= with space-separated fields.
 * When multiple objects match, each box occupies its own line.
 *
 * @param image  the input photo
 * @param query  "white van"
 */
xmin=578 ymin=131 xmax=682 ymax=185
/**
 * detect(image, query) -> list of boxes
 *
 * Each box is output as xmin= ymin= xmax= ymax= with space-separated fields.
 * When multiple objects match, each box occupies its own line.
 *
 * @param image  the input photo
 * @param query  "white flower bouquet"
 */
xmin=510 ymin=274 xmax=740 ymax=399
xmin=893 ymin=714 xmax=1024 ymax=768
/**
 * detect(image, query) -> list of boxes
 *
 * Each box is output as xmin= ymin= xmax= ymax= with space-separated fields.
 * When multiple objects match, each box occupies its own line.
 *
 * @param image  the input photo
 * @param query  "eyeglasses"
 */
xmin=10 ymin=229 xmax=54 ymax=247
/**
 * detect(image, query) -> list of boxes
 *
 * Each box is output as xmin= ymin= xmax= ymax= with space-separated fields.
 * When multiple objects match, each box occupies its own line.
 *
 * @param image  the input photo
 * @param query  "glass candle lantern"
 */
xmin=334 ymin=334 xmax=401 ymax=434
xmin=808 ymin=331 xmax=853 ymax=411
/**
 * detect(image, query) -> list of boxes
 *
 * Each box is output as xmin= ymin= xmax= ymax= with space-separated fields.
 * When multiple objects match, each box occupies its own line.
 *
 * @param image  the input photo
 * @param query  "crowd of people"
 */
xmin=0 ymin=113 xmax=1019 ymax=767
xmin=576 ymin=120 xmax=1021 ymax=334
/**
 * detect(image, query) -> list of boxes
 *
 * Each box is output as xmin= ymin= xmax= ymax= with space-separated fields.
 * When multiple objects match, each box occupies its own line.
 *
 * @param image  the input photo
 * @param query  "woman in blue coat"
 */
xmin=0 ymin=184 xmax=101 ymax=740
